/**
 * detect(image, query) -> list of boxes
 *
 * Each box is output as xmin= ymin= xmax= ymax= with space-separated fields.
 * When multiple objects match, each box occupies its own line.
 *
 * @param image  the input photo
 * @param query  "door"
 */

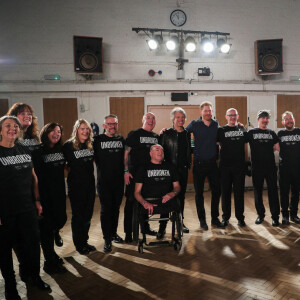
xmin=43 ymin=98 xmax=78 ymax=143
xmin=0 ymin=99 xmax=9 ymax=117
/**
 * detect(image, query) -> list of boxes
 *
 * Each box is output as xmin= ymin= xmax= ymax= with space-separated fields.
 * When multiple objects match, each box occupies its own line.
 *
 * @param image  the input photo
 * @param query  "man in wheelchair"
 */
xmin=134 ymin=144 xmax=181 ymax=240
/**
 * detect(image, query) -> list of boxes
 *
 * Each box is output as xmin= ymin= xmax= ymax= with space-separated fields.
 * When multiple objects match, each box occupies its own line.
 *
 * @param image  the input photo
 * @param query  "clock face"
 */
xmin=170 ymin=9 xmax=187 ymax=27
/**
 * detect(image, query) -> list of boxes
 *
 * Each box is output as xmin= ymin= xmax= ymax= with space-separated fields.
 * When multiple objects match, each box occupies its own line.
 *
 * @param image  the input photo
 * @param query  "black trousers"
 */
xmin=177 ymin=165 xmax=189 ymax=218
xmin=279 ymin=164 xmax=300 ymax=218
xmin=124 ymin=180 xmax=135 ymax=234
xmin=69 ymin=186 xmax=95 ymax=249
xmin=98 ymin=181 xmax=124 ymax=241
xmin=0 ymin=210 xmax=40 ymax=287
xmin=193 ymin=160 xmax=221 ymax=222
xmin=220 ymin=164 xmax=245 ymax=221
xmin=252 ymin=166 xmax=280 ymax=220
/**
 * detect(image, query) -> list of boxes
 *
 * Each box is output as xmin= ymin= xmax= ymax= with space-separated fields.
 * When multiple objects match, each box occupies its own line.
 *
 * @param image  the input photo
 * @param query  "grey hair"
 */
xmin=226 ymin=108 xmax=238 ymax=115
xmin=282 ymin=111 xmax=294 ymax=120
xmin=0 ymin=115 xmax=22 ymax=142
xmin=170 ymin=107 xmax=187 ymax=123
xmin=103 ymin=114 xmax=118 ymax=123
xmin=150 ymin=144 xmax=163 ymax=151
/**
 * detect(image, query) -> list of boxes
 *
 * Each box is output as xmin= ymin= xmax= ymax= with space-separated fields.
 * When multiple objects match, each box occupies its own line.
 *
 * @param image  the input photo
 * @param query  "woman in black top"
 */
xmin=33 ymin=123 xmax=67 ymax=274
xmin=0 ymin=116 xmax=50 ymax=300
xmin=63 ymin=119 xmax=96 ymax=255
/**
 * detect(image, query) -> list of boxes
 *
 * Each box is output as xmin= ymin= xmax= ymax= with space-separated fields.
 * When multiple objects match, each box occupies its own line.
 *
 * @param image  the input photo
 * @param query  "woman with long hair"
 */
xmin=33 ymin=123 xmax=67 ymax=274
xmin=63 ymin=119 xmax=96 ymax=255
xmin=0 ymin=116 xmax=50 ymax=300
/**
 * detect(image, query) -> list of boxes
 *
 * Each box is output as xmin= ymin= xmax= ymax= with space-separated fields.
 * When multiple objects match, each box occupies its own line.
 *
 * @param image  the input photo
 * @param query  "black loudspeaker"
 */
xmin=74 ymin=36 xmax=103 ymax=73
xmin=255 ymin=39 xmax=283 ymax=75
xmin=171 ymin=93 xmax=188 ymax=101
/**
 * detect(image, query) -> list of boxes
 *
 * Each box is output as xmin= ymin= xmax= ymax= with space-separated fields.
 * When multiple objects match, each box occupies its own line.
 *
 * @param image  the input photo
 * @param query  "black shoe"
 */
xmin=104 ymin=240 xmax=112 ymax=253
xmin=182 ymin=223 xmax=189 ymax=233
xmin=32 ymin=276 xmax=51 ymax=291
xmin=200 ymin=220 xmax=208 ymax=230
xmin=111 ymin=233 xmax=124 ymax=243
xmin=221 ymin=220 xmax=229 ymax=227
xmin=43 ymin=261 xmax=67 ymax=274
xmin=85 ymin=243 xmax=96 ymax=252
xmin=156 ymin=227 xmax=166 ymax=240
xmin=255 ymin=216 xmax=264 ymax=224
xmin=211 ymin=219 xmax=225 ymax=228
xmin=290 ymin=215 xmax=300 ymax=224
xmin=54 ymin=231 xmax=63 ymax=247
xmin=76 ymin=246 xmax=90 ymax=255
xmin=54 ymin=252 xmax=64 ymax=265
xmin=125 ymin=233 xmax=133 ymax=243
xmin=282 ymin=217 xmax=290 ymax=225
xmin=5 ymin=289 xmax=21 ymax=300
xmin=238 ymin=220 xmax=246 ymax=227
xmin=144 ymin=227 xmax=157 ymax=236
xmin=272 ymin=219 xmax=280 ymax=227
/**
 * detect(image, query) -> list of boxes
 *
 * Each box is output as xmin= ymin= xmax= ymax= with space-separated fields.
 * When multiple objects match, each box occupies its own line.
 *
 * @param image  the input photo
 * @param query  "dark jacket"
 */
xmin=159 ymin=128 xmax=192 ymax=169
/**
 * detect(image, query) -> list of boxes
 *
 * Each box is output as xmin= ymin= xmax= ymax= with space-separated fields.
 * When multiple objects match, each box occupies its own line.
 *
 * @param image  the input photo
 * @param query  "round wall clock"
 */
xmin=170 ymin=9 xmax=187 ymax=27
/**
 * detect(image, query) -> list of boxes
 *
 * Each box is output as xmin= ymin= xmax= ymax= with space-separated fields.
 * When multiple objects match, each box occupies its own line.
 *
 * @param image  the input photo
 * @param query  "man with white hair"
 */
xmin=277 ymin=111 xmax=300 ymax=224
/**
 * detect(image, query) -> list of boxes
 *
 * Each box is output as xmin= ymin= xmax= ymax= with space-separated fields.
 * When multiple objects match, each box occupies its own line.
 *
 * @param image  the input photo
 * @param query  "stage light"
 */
xmin=185 ymin=36 xmax=196 ymax=52
xmin=147 ymin=35 xmax=163 ymax=50
xmin=166 ymin=36 xmax=179 ymax=51
xmin=217 ymin=38 xmax=231 ymax=53
xmin=202 ymin=37 xmax=214 ymax=53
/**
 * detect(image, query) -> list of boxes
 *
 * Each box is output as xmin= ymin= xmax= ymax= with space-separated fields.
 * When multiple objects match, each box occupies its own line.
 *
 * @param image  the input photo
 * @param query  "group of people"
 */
xmin=0 ymin=100 xmax=299 ymax=300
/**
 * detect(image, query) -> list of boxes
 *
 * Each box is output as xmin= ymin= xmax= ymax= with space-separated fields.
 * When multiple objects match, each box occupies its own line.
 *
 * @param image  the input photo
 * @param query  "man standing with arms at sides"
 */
xmin=247 ymin=110 xmax=280 ymax=226
xmin=217 ymin=108 xmax=247 ymax=227
xmin=94 ymin=115 xmax=125 ymax=253
xmin=186 ymin=101 xmax=223 ymax=230
xmin=124 ymin=112 xmax=159 ymax=242
xmin=277 ymin=111 xmax=300 ymax=224
xmin=159 ymin=107 xmax=192 ymax=233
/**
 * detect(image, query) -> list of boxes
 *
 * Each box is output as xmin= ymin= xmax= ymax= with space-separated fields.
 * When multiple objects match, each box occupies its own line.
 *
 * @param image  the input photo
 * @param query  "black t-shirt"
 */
xmin=0 ymin=144 xmax=35 ymax=218
xmin=135 ymin=162 xmax=178 ymax=198
xmin=18 ymin=132 xmax=41 ymax=153
xmin=32 ymin=145 xmax=66 ymax=209
xmin=246 ymin=128 xmax=279 ymax=168
xmin=217 ymin=125 xmax=247 ymax=167
xmin=177 ymin=131 xmax=188 ymax=167
xmin=125 ymin=128 xmax=159 ymax=172
xmin=93 ymin=134 xmax=125 ymax=184
xmin=63 ymin=141 xmax=95 ymax=187
xmin=278 ymin=128 xmax=300 ymax=166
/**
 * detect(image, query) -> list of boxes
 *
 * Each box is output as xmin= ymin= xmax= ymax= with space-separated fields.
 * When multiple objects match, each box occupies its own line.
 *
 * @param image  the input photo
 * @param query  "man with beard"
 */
xmin=217 ymin=108 xmax=247 ymax=227
xmin=247 ymin=110 xmax=280 ymax=226
xmin=94 ymin=114 xmax=125 ymax=253
xmin=186 ymin=101 xmax=223 ymax=230
xmin=277 ymin=111 xmax=300 ymax=224
xmin=124 ymin=112 xmax=159 ymax=242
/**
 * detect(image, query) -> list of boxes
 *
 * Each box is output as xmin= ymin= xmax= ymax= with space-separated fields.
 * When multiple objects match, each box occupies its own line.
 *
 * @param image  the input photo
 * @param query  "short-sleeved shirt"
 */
xmin=0 ymin=144 xmax=34 ymax=217
xmin=217 ymin=125 xmax=247 ymax=167
xmin=186 ymin=118 xmax=219 ymax=161
xmin=93 ymin=134 xmax=125 ymax=184
xmin=63 ymin=141 xmax=95 ymax=188
xmin=17 ymin=132 xmax=41 ymax=153
xmin=277 ymin=128 xmax=300 ymax=166
xmin=135 ymin=162 xmax=178 ymax=199
xmin=246 ymin=128 xmax=279 ymax=169
xmin=125 ymin=128 xmax=159 ymax=172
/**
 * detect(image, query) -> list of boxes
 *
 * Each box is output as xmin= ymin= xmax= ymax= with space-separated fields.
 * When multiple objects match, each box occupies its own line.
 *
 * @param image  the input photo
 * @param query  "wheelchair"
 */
xmin=132 ymin=197 xmax=183 ymax=253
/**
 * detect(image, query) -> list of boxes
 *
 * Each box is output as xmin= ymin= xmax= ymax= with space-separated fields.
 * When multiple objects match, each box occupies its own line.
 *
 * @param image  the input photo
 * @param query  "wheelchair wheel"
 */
xmin=138 ymin=240 xmax=144 ymax=254
xmin=132 ymin=202 xmax=140 ymax=242
xmin=176 ymin=211 xmax=183 ymax=239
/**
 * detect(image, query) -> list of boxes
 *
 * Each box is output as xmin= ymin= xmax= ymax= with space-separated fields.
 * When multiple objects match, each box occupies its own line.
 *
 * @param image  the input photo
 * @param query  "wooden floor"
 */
xmin=1 ymin=191 xmax=300 ymax=300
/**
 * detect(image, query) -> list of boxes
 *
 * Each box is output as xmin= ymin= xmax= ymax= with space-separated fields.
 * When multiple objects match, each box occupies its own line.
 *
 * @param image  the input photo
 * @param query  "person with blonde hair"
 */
xmin=63 ymin=119 xmax=96 ymax=255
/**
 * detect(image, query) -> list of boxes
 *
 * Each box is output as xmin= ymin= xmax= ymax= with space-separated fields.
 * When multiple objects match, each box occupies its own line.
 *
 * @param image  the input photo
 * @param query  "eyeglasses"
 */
xmin=227 ymin=114 xmax=237 ymax=117
xmin=105 ymin=123 xmax=118 ymax=126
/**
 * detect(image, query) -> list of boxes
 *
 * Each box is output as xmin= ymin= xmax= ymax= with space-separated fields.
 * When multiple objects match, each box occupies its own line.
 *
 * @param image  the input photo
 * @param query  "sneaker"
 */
xmin=282 ymin=217 xmax=290 ymax=225
xmin=290 ymin=215 xmax=300 ymax=224
xmin=104 ymin=240 xmax=112 ymax=253
xmin=211 ymin=218 xmax=225 ymax=228
xmin=111 ymin=233 xmax=124 ymax=243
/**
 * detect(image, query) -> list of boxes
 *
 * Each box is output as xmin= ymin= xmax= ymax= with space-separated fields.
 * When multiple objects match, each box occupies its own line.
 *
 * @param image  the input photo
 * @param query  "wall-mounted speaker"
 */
xmin=171 ymin=93 xmax=188 ymax=101
xmin=74 ymin=36 xmax=103 ymax=74
xmin=254 ymin=39 xmax=283 ymax=75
